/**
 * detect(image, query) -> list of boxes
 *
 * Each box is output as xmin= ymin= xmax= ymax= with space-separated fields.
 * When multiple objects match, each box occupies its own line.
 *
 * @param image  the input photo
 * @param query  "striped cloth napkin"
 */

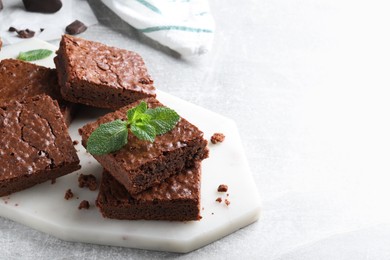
xmin=101 ymin=0 xmax=215 ymax=57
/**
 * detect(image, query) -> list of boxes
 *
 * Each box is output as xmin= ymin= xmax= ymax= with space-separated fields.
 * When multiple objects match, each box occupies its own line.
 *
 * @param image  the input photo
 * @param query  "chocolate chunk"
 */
xmin=66 ymin=20 xmax=87 ymax=35
xmin=211 ymin=133 xmax=225 ymax=144
xmin=217 ymin=184 xmax=228 ymax=192
xmin=18 ymin=29 xmax=35 ymax=39
xmin=9 ymin=27 xmax=36 ymax=39
xmin=23 ymin=0 xmax=62 ymax=14
xmin=8 ymin=27 xmax=18 ymax=32
xmin=78 ymin=200 xmax=90 ymax=210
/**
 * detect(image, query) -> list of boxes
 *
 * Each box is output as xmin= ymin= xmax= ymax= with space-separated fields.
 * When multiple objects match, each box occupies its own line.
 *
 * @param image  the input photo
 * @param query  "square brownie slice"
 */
xmin=55 ymin=34 xmax=156 ymax=109
xmin=79 ymin=97 xmax=208 ymax=195
xmin=96 ymin=163 xmax=202 ymax=221
xmin=0 ymin=95 xmax=80 ymax=197
xmin=0 ymin=59 xmax=76 ymax=126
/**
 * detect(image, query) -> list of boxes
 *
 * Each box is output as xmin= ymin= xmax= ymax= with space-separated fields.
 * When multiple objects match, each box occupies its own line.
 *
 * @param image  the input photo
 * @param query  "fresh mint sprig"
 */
xmin=86 ymin=101 xmax=180 ymax=155
xmin=17 ymin=49 xmax=53 ymax=61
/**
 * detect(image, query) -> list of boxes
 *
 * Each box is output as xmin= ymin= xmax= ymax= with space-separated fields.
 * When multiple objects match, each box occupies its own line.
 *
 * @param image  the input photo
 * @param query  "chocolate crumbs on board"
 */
xmin=216 ymin=197 xmax=222 ymax=203
xmin=217 ymin=184 xmax=228 ymax=192
xmin=64 ymin=189 xmax=74 ymax=200
xmin=78 ymin=200 xmax=90 ymax=210
xmin=225 ymin=199 xmax=231 ymax=206
xmin=211 ymin=133 xmax=225 ymax=144
xmin=8 ymin=27 xmax=35 ymax=38
xmin=78 ymin=174 xmax=98 ymax=191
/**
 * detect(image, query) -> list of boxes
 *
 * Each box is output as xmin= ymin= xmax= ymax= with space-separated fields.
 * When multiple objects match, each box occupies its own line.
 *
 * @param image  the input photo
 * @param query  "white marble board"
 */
xmin=0 ymin=39 xmax=261 ymax=253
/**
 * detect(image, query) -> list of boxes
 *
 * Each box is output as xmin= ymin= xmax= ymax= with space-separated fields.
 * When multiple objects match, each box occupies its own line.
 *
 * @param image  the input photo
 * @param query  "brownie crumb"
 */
xmin=212 ymin=212 xmax=214 ymax=215
xmin=216 ymin=197 xmax=222 ymax=203
xmin=78 ymin=174 xmax=98 ymax=191
xmin=15 ymin=203 xmax=18 ymax=207
xmin=211 ymin=133 xmax=225 ymax=144
xmin=72 ymin=140 xmax=79 ymax=145
xmin=64 ymin=189 xmax=74 ymax=200
xmin=78 ymin=200 xmax=90 ymax=210
xmin=217 ymin=184 xmax=228 ymax=192
xmin=225 ymin=199 xmax=231 ymax=206
xmin=51 ymin=178 xmax=56 ymax=184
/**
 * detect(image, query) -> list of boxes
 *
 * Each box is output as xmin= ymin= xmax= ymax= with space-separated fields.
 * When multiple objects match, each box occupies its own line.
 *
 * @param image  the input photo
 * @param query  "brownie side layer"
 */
xmin=96 ymin=163 xmax=202 ymax=221
xmin=80 ymin=97 xmax=209 ymax=195
xmin=55 ymin=34 xmax=156 ymax=109
xmin=0 ymin=59 xmax=76 ymax=126
xmin=0 ymin=95 xmax=80 ymax=197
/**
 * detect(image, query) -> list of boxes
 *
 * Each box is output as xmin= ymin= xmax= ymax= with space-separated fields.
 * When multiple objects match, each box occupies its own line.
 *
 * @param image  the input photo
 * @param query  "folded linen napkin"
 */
xmin=101 ymin=0 xmax=215 ymax=57
xmin=0 ymin=0 xmax=98 ymax=45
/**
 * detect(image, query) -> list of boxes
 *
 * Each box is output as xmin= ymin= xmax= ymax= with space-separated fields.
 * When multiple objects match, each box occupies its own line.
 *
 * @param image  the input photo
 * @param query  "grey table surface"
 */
xmin=3 ymin=0 xmax=390 ymax=259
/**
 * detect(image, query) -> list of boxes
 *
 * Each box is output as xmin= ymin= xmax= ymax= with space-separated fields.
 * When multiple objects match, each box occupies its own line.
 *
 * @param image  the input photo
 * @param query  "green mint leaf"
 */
xmin=17 ymin=49 xmax=53 ymax=61
xmin=145 ymin=107 xmax=180 ymax=135
xmin=130 ymin=123 xmax=156 ymax=142
xmin=87 ymin=120 xmax=128 ymax=155
xmin=127 ymin=101 xmax=148 ymax=122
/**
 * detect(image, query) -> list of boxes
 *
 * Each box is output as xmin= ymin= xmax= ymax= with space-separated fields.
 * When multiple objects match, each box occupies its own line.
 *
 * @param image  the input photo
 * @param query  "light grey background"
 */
xmin=3 ymin=0 xmax=390 ymax=259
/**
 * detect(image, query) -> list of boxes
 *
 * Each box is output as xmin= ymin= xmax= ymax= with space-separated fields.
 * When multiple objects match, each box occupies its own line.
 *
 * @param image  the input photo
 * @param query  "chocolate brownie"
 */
xmin=79 ymin=98 xmax=209 ymax=195
xmin=96 ymin=163 xmax=202 ymax=221
xmin=0 ymin=59 xmax=76 ymax=126
xmin=0 ymin=95 xmax=80 ymax=197
xmin=55 ymin=35 xmax=156 ymax=109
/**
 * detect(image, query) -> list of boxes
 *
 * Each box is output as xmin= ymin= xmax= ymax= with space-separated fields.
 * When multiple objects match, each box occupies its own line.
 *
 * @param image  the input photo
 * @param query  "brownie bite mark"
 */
xmin=80 ymin=98 xmax=209 ymax=195
xmin=0 ymin=95 xmax=80 ymax=197
xmin=0 ymin=59 xmax=76 ymax=126
xmin=96 ymin=163 xmax=202 ymax=221
xmin=55 ymin=34 xmax=156 ymax=109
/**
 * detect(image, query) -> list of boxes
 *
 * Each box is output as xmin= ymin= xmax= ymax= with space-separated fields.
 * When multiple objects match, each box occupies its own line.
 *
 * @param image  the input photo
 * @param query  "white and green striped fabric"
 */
xmin=101 ymin=0 xmax=215 ymax=56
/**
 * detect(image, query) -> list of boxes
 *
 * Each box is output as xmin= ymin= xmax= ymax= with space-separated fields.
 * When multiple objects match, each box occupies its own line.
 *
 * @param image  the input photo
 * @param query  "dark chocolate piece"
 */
xmin=66 ymin=20 xmax=87 ymax=35
xmin=0 ymin=95 xmax=81 ymax=197
xmin=17 ymin=29 xmax=35 ymax=39
xmin=23 ymin=0 xmax=62 ymax=13
xmin=80 ymin=98 xmax=209 ymax=195
xmin=55 ymin=35 xmax=156 ymax=109
xmin=0 ymin=59 xmax=76 ymax=126
xmin=96 ymin=163 xmax=202 ymax=221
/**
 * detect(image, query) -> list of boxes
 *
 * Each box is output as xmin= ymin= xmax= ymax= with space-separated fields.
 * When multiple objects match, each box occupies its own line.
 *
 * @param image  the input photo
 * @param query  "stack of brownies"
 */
xmin=0 ymin=35 xmax=208 ymax=221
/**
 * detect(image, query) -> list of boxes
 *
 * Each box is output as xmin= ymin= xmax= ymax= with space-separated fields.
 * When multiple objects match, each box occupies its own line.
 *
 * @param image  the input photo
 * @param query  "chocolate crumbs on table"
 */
xmin=224 ymin=199 xmax=231 ymax=206
xmin=78 ymin=200 xmax=90 ymax=210
xmin=73 ymin=140 xmax=79 ymax=145
xmin=216 ymin=197 xmax=222 ymax=203
xmin=78 ymin=174 xmax=98 ymax=191
xmin=211 ymin=133 xmax=225 ymax=144
xmin=8 ymin=27 xmax=35 ymax=38
xmin=64 ymin=189 xmax=74 ymax=200
xmin=217 ymin=184 xmax=228 ymax=192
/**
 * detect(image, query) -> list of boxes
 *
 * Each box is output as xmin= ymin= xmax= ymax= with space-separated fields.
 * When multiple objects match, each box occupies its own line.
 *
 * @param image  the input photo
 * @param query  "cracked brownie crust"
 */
xmin=80 ymin=97 xmax=209 ymax=195
xmin=55 ymin=35 xmax=156 ymax=109
xmin=0 ymin=95 xmax=80 ymax=197
xmin=0 ymin=59 xmax=76 ymax=126
xmin=97 ymin=163 xmax=202 ymax=221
